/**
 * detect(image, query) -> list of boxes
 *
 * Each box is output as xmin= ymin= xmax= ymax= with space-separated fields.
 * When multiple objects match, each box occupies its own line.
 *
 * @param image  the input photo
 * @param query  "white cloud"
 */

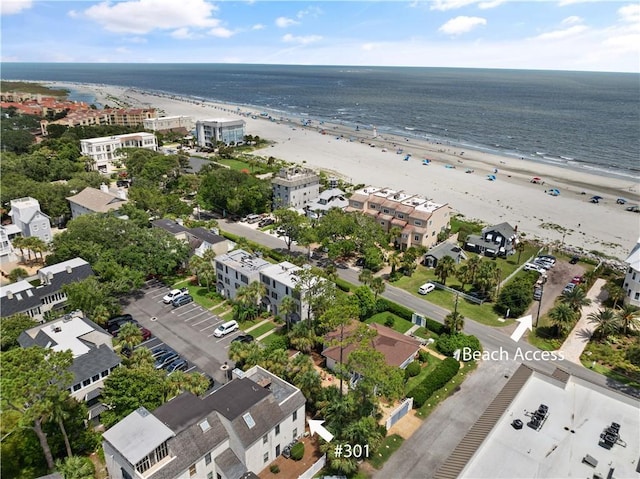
xmin=431 ymin=0 xmax=478 ymax=11
xmin=562 ymin=16 xmax=583 ymax=26
xmin=439 ymin=16 xmax=487 ymax=35
xmin=208 ymin=27 xmax=234 ymax=38
xmin=275 ymin=16 xmax=299 ymax=28
xmin=171 ymin=28 xmax=196 ymax=40
xmin=478 ymin=0 xmax=507 ymax=9
xmin=535 ymin=24 xmax=588 ymax=40
xmin=282 ymin=33 xmax=322 ymax=45
xmin=296 ymin=6 xmax=322 ymax=19
xmin=82 ymin=0 xmax=221 ymax=34
xmin=1 ymin=0 xmax=32 ymax=15
xmin=252 ymin=24 xmax=265 ymax=30
xmin=618 ymin=4 xmax=640 ymax=24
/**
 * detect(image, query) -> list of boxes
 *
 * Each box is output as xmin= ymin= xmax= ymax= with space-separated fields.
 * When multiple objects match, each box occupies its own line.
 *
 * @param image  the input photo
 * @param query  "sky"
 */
xmin=1 ymin=0 xmax=638 ymax=72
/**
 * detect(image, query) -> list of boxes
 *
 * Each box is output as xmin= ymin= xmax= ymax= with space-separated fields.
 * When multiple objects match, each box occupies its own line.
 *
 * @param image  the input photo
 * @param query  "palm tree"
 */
xmin=604 ymin=282 xmax=625 ymax=309
xmin=11 ymin=236 xmax=27 ymax=263
xmin=466 ymin=255 xmax=482 ymax=284
xmin=587 ymin=308 xmax=617 ymax=340
xmin=116 ymin=322 xmax=143 ymax=351
xmin=358 ymin=269 xmax=373 ymax=286
xmin=515 ymin=241 xmax=526 ymax=264
xmin=27 ymin=237 xmax=47 ymax=264
xmin=388 ymin=226 xmax=402 ymax=248
xmin=435 ymin=256 xmax=456 ymax=285
xmin=560 ymin=286 xmax=591 ymax=313
xmin=370 ymin=276 xmax=386 ymax=300
xmin=7 ymin=267 xmax=28 ymax=283
xmin=444 ymin=311 xmax=464 ymax=334
xmin=288 ymin=321 xmax=317 ymax=353
xmin=615 ymin=303 xmax=640 ymax=336
xmin=455 ymin=264 xmax=472 ymax=291
xmin=55 ymin=455 xmax=94 ymax=479
xmin=279 ymin=296 xmax=297 ymax=330
xmin=47 ymin=393 xmax=73 ymax=458
xmin=125 ymin=348 xmax=155 ymax=369
xmin=388 ymin=252 xmax=401 ymax=276
xmin=548 ymin=303 xmax=577 ymax=337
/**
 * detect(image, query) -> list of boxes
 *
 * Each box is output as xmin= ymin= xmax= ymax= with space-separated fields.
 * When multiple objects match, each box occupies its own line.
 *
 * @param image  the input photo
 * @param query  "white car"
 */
xmin=523 ymin=263 xmax=546 ymax=274
xmin=163 ymin=288 xmax=187 ymax=304
xmin=213 ymin=320 xmax=239 ymax=338
xmin=418 ymin=282 xmax=436 ymax=295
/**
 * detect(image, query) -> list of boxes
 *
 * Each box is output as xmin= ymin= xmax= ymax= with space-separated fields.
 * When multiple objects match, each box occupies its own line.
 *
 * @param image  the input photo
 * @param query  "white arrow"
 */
xmin=510 ymin=315 xmax=533 ymax=342
xmin=308 ymin=419 xmax=334 ymax=442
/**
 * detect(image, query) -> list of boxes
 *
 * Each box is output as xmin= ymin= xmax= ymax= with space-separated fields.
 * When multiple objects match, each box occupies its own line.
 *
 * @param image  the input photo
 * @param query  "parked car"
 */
xmin=563 ymin=283 xmax=577 ymax=294
xmin=524 ymin=263 xmax=546 ymax=274
xmin=106 ymin=317 xmax=138 ymax=336
xmin=163 ymin=287 xmax=188 ymax=304
xmin=625 ymin=205 xmax=640 ymax=213
xmin=418 ymin=282 xmax=436 ymax=295
xmin=533 ymin=260 xmax=552 ymax=270
xmin=154 ymin=350 xmax=180 ymax=369
xmin=538 ymin=255 xmax=556 ymax=264
xmin=231 ymin=334 xmax=254 ymax=344
xmin=355 ymin=257 xmax=365 ymax=267
xmin=569 ymin=256 xmax=580 ymax=264
xmin=165 ymin=358 xmax=189 ymax=374
xmin=213 ymin=320 xmax=239 ymax=338
xmin=571 ymin=275 xmax=583 ymax=284
xmin=139 ymin=326 xmax=152 ymax=341
xmin=258 ymin=217 xmax=275 ymax=227
xmin=534 ymin=257 xmax=555 ymax=268
xmin=533 ymin=288 xmax=543 ymax=301
xmin=172 ymin=294 xmax=194 ymax=307
xmin=243 ymin=214 xmax=261 ymax=224
xmin=106 ymin=314 xmax=133 ymax=329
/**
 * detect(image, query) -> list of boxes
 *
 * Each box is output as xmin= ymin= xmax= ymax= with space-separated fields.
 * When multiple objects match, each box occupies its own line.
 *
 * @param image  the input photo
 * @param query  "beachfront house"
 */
xmin=346 ymin=186 xmax=452 ymax=250
xmin=80 ymin=132 xmax=158 ymax=174
xmin=195 ymin=118 xmax=246 ymax=147
xmin=423 ymin=242 xmax=467 ymax=268
xmin=465 ymin=222 xmax=518 ymax=257
xmin=66 ymin=185 xmax=128 ymax=219
xmin=102 ymin=365 xmax=305 ymax=479
xmin=8 ymin=197 xmax=52 ymax=243
xmin=0 ymin=224 xmax=22 ymax=262
xmin=271 ymin=166 xmax=321 ymax=209
xmin=152 ymin=219 xmax=232 ymax=258
xmin=143 ymin=115 xmax=194 ymax=133
xmin=304 ymin=188 xmax=349 ymax=219
xmin=623 ymin=238 xmax=640 ymax=307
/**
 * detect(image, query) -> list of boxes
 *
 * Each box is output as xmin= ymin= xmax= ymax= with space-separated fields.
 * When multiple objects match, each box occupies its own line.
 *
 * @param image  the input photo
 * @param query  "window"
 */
xmin=293 ymin=410 xmax=297 ymax=421
xmin=92 ymin=374 xmax=100 ymax=382
xmin=205 ymin=453 xmax=211 ymax=465
xmin=33 ymin=224 xmax=39 ymax=231
xmin=72 ymin=383 xmax=81 ymax=392
xmin=207 ymin=473 xmax=213 ymax=479
xmin=414 ymin=235 xmax=420 ymax=242
xmin=271 ymin=291 xmax=278 ymax=300
xmin=293 ymin=428 xmax=298 ymax=440
xmin=82 ymin=379 xmax=91 ymax=387
xmin=414 ymin=220 xmax=422 ymax=226
xmin=263 ymin=434 xmax=268 ymax=444
xmin=397 ymin=213 xmax=404 ymax=219
xmin=275 ymin=424 xmax=280 ymax=435
xmin=383 ymin=208 xmax=390 ymax=214
xmin=263 ymin=452 xmax=269 ymax=463
xmin=241 ymin=274 xmax=248 ymax=284
xmin=189 ymin=464 xmax=197 ymax=476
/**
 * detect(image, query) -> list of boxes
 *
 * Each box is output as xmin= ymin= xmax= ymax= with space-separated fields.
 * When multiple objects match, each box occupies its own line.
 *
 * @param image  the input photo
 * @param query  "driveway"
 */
xmin=120 ymin=278 xmax=247 ymax=383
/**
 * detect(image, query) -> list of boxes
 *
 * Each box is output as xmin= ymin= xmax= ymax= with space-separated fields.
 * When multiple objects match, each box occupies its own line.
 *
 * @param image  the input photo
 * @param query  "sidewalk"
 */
xmin=558 ymin=278 xmax=608 ymax=364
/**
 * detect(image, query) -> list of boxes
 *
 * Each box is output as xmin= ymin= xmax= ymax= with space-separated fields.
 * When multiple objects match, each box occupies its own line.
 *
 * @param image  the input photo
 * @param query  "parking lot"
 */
xmin=120 ymin=279 xmax=246 ymax=383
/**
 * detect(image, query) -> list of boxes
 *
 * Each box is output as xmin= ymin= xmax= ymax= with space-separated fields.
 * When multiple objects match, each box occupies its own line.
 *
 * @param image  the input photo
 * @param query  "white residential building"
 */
xmin=623 ymin=238 xmax=640 ymax=306
xmin=80 ymin=132 xmax=158 ymax=173
xmin=271 ymin=167 xmax=320 ymax=209
xmin=0 ymin=223 xmax=21 ymax=261
xmin=102 ymin=366 xmax=306 ymax=479
xmin=259 ymin=262 xmax=312 ymax=323
xmin=143 ymin=115 xmax=194 ymax=132
xmin=215 ymin=249 xmax=271 ymax=300
xmin=8 ymin=197 xmax=52 ymax=243
xmin=195 ymin=118 xmax=246 ymax=147
xmin=67 ymin=185 xmax=129 ymax=219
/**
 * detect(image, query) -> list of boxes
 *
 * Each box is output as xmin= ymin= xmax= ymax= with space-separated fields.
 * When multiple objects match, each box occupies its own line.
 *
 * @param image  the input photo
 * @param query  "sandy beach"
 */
xmin=49 ymin=82 xmax=639 ymax=260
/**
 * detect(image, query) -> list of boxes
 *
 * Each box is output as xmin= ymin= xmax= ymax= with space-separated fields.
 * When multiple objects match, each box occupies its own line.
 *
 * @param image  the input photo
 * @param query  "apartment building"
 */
xmin=8 ymin=197 xmax=52 ymax=243
xmin=195 ymin=118 xmax=246 ymax=147
xmin=271 ymin=167 xmax=320 ymax=209
xmin=0 ymin=257 xmax=94 ymax=320
xmin=259 ymin=262 xmax=308 ymax=323
xmin=346 ymin=186 xmax=452 ymax=250
xmin=40 ymin=109 xmax=111 ymax=135
xmin=80 ymin=132 xmax=158 ymax=173
xmin=623 ymin=238 xmax=640 ymax=306
xmin=144 ymin=115 xmax=194 ymax=132
xmin=102 ymin=365 xmax=305 ymax=479
xmin=0 ymin=224 xmax=21 ymax=261
xmin=109 ymin=108 xmax=157 ymax=127
xmin=17 ymin=310 xmax=121 ymax=417
xmin=215 ymin=249 xmax=271 ymax=300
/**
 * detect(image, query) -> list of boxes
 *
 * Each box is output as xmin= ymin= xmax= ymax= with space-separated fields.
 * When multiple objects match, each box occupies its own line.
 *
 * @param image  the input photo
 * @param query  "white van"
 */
xmin=213 ymin=320 xmax=239 ymax=338
xmin=418 ymin=282 xmax=436 ymax=295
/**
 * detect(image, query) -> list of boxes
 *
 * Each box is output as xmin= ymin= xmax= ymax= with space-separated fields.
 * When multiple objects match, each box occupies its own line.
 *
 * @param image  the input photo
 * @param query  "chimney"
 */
xmin=7 ymin=291 xmax=13 ymax=299
xmin=117 ymin=189 xmax=127 ymax=200
xmin=100 ymin=183 xmax=109 ymax=193
xmin=66 ymin=265 xmax=72 ymax=274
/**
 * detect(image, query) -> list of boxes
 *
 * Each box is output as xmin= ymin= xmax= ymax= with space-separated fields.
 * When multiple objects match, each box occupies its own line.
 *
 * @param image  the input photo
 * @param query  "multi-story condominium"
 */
xmin=40 ymin=109 xmax=111 ymax=135
xmin=623 ymin=238 xmax=640 ymax=306
xmin=144 ymin=115 xmax=194 ymax=132
xmin=0 ymin=257 xmax=94 ymax=320
xmin=102 ymin=365 xmax=306 ymax=479
xmin=109 ymin=108 xmax=157 ymax=127
xmin=0 ymin=224 xmax=21 ymax=260
xmin=67 ymin=185 xmax=129 ymax=219
xmin=346 ymin=186 xmax=452 ymax=250
xmin=18 ymin=309 xmax=121 ymax=419
xmin=271 ymin=167 xmax=321 ymax=209
xmin=259 ymin=262 xmax=312 ymax=323
xmin=8 ymin=197 xmax=52 ymax=243
xmin=215 ymin=249 xmax=271 ymax=300
xmin=80 ymin=132 xmax=158 ymax=173
xmin=195 ymin=118 xmax=246 ymax=147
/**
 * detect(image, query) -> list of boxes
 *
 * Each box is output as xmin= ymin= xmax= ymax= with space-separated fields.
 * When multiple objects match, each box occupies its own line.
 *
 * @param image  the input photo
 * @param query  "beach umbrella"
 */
xmin=532 ymin=177 xmax=541 ymax=181
xmin=616 ymin=198 xmax=627 ymax=204
xmin=549 ymin=188 xmax=560 ymax=196
xmin=590 ymin=195 xmax=602 ymax=203
xmin=487 ymin=174 xmax=496 ymax=181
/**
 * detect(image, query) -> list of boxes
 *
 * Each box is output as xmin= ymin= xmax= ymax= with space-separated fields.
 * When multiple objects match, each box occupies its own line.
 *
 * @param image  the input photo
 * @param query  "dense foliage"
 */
xmin=198 ymin=168 xmax=271 ymax=217
xmin=435 ymin=333 xmax=482 ymax=357
xmin=408 ymin=357 xmax=460 ymax=408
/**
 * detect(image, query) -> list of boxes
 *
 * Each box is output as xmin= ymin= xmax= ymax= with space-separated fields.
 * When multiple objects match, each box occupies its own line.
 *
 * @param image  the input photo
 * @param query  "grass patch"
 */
xmin=580 ymin=338 xmax=640 ymax=388
xmin=415 ymin=360 xmax=478 ymax=419
xmin=405 ymin=356 xmax=442 ymax=393
xmin=178 ymin=284 xmax=222 ymax=309
xmin=260 ymin=330 xmax=286 ymax=346
xmin=580 ymin=359 xmax=640 ymax=389
xmin=246 ymin=321 xmax=276 ymax=338
xmin=365 ymin=312 xmax=414 ymax=333
xmin=368 ymin=434 xmax=405 ymax=470
xmin=528 ymin=326 xmax=563 ymax=351
xmin=412 ymin=327 xmax=436 ymax=340
xmin=2 ymin=80 xmax=69 ymax=97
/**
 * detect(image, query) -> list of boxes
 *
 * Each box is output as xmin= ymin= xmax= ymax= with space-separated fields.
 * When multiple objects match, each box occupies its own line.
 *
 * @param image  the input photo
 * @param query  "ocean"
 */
xmin=2 ymin=63 xmax=639 ymax=180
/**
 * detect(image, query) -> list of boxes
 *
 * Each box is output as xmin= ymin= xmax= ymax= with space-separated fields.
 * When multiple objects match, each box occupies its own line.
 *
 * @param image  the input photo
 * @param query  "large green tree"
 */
xmin=197 ymin=168 xmax=271 ymax=217
xmin=0 ymin=314 xmax=36 ymax=351
xmin=274 ymin=208 xmax=308 ymax=252
xmin=548 ymin=303 xmax=577 ymax=337
xmin=435 ymin=255 xmax=456 ymax=285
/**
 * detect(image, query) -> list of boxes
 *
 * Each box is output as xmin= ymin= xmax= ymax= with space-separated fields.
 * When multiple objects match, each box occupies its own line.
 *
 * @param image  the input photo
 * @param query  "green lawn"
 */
xmin=405 ymin=356 xmax=441 ymax=393
xmin=260 ymin=330 xmax=286 ymax=346
xmin=172 ymin=282 xmax=222 ymax=310
xmin=412 ymin=327 xmax=437 ymax=340
xmin=365 ymin=312 xmax=414 ymax=333
xmin=368 ymin=434 xmax=405 ymax=470
xmin=247 ymin=321 xmax=276 ymax=338
xmin=579 ymin=359 xmax=640 ymax=389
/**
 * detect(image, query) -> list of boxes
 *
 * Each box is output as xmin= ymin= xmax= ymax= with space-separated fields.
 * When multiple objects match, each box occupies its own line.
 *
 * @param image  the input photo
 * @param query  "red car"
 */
xmin=571 ymin=276 xmax=583 ymax=284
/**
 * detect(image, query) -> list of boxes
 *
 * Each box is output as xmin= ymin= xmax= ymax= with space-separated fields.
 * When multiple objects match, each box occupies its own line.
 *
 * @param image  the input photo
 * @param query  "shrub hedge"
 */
xmin=290 ymin=442 xmax=305 ymax=461
xmin=404 ymin=361 xmax=421 ymax=379
xmin=335 ymin=277 xmax=354 ymax=292
xmin=435 ymin=333 xmax=482 ymax=357
xmin=375 ymin=298 xmax=445 ymax=335
xmin=409 ymin=357 xmax=460 ymax=408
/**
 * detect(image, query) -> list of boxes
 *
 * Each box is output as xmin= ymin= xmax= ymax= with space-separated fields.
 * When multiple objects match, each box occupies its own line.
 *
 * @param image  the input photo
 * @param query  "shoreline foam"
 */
xmin=43 ymin=81 xmax=640 ymax=260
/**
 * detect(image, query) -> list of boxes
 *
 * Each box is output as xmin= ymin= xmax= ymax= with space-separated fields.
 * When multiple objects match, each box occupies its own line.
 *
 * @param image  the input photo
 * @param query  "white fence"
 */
xmin=298 ymin=453 xmax=327 ymax=479
xmin=385 ymin=397 xmax=414 ymax=430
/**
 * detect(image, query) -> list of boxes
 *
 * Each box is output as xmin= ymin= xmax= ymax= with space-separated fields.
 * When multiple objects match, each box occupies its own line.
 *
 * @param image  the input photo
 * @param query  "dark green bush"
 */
xmin=404 ymin=361 xmax=421 ymax=379
xmin=384 ymin=315 xmax=395 ymax=327
xmin=409 ymin=357 xmax=460 ymax=408
xmin=435 ymin=333 xmax=482 ymax=357
xmin=495 ymin=276 xmax=536 ymax=317
xmin=270 ymin=464 xmax=280 ymax=473
xmin=290 ymin=442 xmax=305 ymax=461
xmin=335 ymin=277 xmax=354 ymax=292
xmin=418 ymin=349 xmax=430 ymax=363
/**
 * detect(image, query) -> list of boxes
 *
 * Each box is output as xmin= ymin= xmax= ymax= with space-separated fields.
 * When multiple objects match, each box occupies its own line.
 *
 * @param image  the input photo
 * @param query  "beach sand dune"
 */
xmin=51 ymin=82 xmax=638 ymax=260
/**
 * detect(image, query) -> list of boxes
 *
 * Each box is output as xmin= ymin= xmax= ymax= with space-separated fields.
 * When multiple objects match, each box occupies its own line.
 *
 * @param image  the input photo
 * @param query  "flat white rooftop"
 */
xmin=460 ymin=373 xmax=640 ymax=479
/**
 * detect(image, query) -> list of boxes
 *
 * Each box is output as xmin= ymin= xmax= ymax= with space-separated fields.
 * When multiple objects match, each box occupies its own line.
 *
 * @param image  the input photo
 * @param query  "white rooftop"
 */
xmin=103 ymin=407 xmax=174 ymax=466
xmin=0 ymin=280 xmax=33 ymax=298
xmin=460 ymin=373 xmax=640 ymax=479
xmin=415 ymin=200 xmax=445 ymax=213
xmin=39 ymin=257 xmax=89 ymax=276
xmin=43 ymin=315 xmax=94 ymax=357
xmin=625 ymin=238 xmax=640 ymax=271
xmin=261 ymin=261 xmax=303 ymax=289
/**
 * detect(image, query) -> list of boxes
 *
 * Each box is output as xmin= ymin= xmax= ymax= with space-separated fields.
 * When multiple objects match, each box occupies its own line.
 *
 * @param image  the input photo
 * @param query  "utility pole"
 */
xmin=535 ymin=284 xmax=544 ymax=327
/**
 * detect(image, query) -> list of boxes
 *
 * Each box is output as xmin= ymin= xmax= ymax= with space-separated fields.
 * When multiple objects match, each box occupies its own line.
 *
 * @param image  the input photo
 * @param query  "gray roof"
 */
xmin=67 ymin=187 xmax=127 ymax=213
xmin=152 ymin=219 xmax=188 ymax=236
xmin=0 ymin=258 xmax=93 ymax=317
xmin=481 ymin=222 xmax=517 ymax=240
xmin=206 ymin=377 xmax=271 ymax=421
xmin=103 ymin=407 xmax=174 ymax=466
xmin=214 ymin=448 xmax=247 ymax=479
xmin=425 ymin=242 xmax=466 ymax=261
xmin=189 ymin=227 xmax=226 ymax=245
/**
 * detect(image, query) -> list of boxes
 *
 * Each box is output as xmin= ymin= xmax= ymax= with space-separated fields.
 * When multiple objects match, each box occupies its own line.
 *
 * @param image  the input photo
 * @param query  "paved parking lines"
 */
xmin=200 ymin=323 xmax=220 ymax=332
xmin=183 ymin=310 xmax=210 ymax=322
xmin=192 ymin=317 xmax=215 ymax=327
